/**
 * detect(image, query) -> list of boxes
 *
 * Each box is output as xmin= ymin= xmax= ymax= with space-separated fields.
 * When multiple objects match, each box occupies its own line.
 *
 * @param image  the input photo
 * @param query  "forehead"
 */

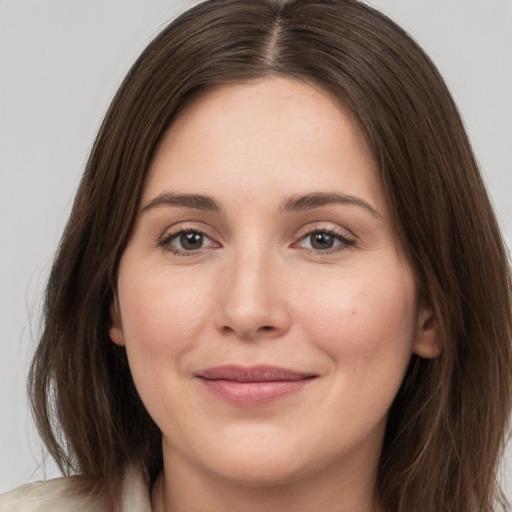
xmin=143 ymin=76 xmax=385 ymax=216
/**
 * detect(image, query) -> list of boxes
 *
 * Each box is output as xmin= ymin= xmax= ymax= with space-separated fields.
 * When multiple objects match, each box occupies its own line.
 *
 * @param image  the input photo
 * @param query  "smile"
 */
xmin=196 ymin=365 xmax=317 ymax=407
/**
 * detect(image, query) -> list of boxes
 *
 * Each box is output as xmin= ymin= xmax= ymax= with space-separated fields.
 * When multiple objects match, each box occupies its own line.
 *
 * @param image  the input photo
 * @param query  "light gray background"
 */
xmin=1 ymin=0 xmax=511 ymax=498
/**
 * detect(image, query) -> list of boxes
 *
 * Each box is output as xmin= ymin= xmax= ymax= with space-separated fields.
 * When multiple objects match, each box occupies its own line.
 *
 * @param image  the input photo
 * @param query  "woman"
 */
xmin=1 ymin=0 xmax=511 ymax=511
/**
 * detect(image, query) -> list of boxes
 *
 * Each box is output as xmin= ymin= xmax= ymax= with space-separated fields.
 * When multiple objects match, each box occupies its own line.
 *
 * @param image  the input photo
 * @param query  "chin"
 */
xmin=188 ymin=436 xmax=330 ymax=489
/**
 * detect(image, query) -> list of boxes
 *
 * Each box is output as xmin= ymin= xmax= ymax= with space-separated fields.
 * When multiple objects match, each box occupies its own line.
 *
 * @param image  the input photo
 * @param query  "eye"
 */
xmin=294 ymin=229 xmax=355 ymax=253
xmin=159 ymin=229 xmax=219 ymax=255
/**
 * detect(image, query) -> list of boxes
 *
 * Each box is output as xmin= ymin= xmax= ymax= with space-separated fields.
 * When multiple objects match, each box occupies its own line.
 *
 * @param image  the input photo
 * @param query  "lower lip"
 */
xmin=199 ymin=378 xmax=313 ymax=407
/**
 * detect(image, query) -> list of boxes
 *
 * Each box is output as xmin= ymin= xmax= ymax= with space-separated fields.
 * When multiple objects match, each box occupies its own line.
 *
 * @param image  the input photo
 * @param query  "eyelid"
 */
xmin=291 ymin=223 xmax=356 ymax=253
xmin=293 ymin=222 xmax=355 ymax=241
xmin=157 ymin=222 xmax=222 ymax=255
xmin=154 ymin=220 xmax=355 ymax=257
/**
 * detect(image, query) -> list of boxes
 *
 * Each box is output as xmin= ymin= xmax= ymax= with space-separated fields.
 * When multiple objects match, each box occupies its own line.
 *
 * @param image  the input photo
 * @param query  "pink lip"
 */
xmin=197 ymin=365 xmax=316 ymax=407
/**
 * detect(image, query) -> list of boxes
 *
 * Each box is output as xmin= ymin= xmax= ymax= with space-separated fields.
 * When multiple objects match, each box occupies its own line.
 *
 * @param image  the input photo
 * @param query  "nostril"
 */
xmin=220 ymin=324 xmax=275 ymax=337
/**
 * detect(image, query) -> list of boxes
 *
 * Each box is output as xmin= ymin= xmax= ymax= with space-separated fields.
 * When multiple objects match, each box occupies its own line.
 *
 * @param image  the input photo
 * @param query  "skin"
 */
xmin=110 ymin=76 xmax=440 ymax=512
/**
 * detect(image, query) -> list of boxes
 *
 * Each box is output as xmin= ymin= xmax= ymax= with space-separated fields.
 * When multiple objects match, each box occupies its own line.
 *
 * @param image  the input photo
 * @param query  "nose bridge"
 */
xmin=215 ymin=237 xmax=289 ymax=338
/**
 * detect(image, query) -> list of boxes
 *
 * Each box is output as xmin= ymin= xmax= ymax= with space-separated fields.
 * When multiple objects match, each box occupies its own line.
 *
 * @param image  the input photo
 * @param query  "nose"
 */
xmin=213 ymin=248 xmax=291 ymax=340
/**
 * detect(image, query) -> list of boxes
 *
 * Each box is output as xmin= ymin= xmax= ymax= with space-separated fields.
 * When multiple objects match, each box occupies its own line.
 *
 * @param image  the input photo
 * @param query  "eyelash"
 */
xmin=157 ymin=224 xmax=219 ymax=256
xmin=157 ymin=225 xmax=355 ymax=257
xmin=292 ymin=227 xmax=356 ymax=255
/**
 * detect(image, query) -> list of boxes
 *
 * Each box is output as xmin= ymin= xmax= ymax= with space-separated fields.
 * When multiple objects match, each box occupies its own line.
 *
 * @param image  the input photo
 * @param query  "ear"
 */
xmin=412 ymin=302 xmax=442 ymax=359
xmin=109 ymin=298 xmax=125 ymax=346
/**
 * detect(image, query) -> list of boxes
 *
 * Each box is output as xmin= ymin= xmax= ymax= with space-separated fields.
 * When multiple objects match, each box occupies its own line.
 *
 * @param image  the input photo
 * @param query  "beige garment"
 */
xmin=0 ymin=465 xmax=151 ymax=512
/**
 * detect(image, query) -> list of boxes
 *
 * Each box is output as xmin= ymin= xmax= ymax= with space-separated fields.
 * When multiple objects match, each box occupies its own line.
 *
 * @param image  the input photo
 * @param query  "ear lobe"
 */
xmin=109 ymin=300 xmax=125 ymax=346
xmin=109 ymin=325 xmax=125 ymax=346
xmin=412 ymin=304 xmax=442 ymax=359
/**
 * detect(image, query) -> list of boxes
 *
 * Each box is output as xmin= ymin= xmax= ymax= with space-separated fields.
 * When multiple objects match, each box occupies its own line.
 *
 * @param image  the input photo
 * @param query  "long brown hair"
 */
xmin=29 ymin=1 xmax=512 ymax=510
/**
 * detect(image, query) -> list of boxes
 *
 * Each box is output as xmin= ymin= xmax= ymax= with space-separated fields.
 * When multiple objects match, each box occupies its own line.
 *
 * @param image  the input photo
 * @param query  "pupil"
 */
xmin=180 ymin=232 xmax=203 ymax=250
xmin=311 ymin=232 xmax=334 ymax=250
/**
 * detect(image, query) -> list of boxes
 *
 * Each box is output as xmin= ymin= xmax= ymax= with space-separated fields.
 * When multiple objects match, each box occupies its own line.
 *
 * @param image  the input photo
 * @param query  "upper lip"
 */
xmin=197 ymin=365 xmax=316 ymax=382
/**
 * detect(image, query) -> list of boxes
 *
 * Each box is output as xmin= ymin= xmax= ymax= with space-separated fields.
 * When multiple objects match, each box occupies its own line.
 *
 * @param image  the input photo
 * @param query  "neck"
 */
xmin=151 ymin=449 xmax=382 ymax=512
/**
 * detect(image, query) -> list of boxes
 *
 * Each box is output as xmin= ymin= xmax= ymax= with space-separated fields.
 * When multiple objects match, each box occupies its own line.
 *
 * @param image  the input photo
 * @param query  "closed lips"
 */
xmin=196 ymin=365 xmax=317 ymax=407
xmin=197 ymin=365 xmax=317 ymax=382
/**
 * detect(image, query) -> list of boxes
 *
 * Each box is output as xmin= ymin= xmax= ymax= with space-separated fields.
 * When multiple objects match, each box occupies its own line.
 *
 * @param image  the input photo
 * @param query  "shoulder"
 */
xmin=0 ymin=477 xmax=99 ymax=512
xmin=0 ymin=465 xmax=151 ymax=512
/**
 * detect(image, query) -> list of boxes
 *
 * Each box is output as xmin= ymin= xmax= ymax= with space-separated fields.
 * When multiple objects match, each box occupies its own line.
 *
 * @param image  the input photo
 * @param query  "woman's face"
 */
xmin=111 ymin=77 xmax=438 ymax=488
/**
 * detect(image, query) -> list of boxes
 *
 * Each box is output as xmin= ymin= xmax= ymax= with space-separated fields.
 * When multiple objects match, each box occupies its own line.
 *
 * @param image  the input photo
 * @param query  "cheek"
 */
xmin=116 ymin=266 xmax=220 ymax=433
xmin=116 ymin=267 xmax=214 ymax=386
xmin=292 ymin=266 xmax=419 ymax=436
xmin=294 ymin=266 xmax=418 ymax=369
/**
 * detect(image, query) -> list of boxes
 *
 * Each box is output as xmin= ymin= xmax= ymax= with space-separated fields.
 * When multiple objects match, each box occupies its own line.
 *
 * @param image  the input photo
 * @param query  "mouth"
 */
xmin=196 ymin=365 xmax=317 ymax=407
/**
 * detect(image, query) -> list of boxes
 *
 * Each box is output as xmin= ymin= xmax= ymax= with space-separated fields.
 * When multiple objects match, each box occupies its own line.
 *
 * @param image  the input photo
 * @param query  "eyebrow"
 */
xmin=142 ymin=193 xmax=222 ymax=213
xmin=281 ymin=192 xmax=381 ymax=217
xmin=141 ymin=191 xmax=380 ymax=218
